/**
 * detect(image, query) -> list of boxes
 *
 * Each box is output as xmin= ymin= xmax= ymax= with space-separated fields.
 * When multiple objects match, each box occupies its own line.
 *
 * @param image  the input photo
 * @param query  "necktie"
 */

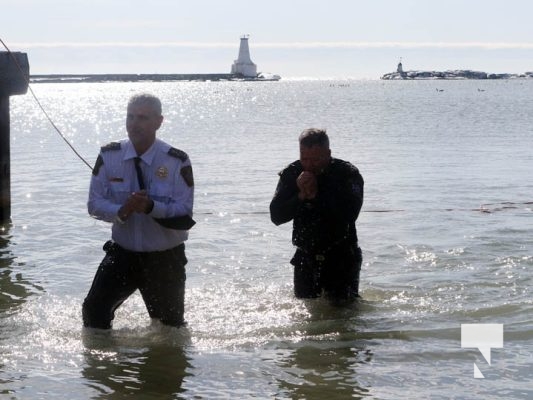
xmin=134 ymin=157 xmax=145 ymax=190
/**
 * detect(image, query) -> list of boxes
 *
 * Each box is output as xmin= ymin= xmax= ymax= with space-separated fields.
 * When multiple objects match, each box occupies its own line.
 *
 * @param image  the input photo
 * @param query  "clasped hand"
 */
xmin=118 ymin=190 xmax=154 ymax=220
xmin=297 ymin=171 xmax=318 ymax=200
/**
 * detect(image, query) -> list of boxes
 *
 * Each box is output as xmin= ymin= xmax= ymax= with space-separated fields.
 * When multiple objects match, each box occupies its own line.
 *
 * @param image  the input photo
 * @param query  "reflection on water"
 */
xmin=0 ymin=226 xmax=42 ymax=320
xmin=274 ymin=299 xmax=373 ymax=400
xmin=82 ymin=325 xmax=193 ymax=399
xmin=275 ymin=344 xmax=372 ymax=400
xmin=1 ymin=226 xmax=41 ymax=393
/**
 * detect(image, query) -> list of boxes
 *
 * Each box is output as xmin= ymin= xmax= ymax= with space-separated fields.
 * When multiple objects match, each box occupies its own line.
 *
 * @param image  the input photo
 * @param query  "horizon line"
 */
xmin=9 ymin=41 xmax=533 ymax=50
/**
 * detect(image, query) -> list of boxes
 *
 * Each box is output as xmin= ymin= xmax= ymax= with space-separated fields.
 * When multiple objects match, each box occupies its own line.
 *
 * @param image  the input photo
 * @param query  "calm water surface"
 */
xmin=1 ymin=79 xmax=532 ymax=399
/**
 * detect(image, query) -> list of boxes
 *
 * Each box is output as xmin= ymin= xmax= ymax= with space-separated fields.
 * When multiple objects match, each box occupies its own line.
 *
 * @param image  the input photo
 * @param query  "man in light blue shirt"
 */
xmin=83 ymin=93 xmax=195 ymax=329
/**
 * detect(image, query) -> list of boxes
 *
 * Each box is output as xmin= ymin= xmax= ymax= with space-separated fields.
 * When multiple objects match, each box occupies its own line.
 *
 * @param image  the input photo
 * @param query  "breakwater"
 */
xmin=30 ymin=73 xmax=280 ymax=83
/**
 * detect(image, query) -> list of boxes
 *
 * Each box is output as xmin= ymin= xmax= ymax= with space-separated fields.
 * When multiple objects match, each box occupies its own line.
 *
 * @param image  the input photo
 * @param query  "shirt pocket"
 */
xmin=108 ymin=181 xmax=130 ymax=203
xmin=150 ymin=181 xmax=174 ymax=204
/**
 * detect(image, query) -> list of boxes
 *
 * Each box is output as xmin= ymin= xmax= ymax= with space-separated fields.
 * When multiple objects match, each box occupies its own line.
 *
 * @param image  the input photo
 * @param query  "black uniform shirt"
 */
xmin=270 ymin=158 xmax=364 ymax=254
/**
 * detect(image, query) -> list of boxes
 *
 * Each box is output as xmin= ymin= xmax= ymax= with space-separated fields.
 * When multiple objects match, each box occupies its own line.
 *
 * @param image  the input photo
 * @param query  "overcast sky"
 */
xmin=2 ymin=0 xmax=533 ymax=78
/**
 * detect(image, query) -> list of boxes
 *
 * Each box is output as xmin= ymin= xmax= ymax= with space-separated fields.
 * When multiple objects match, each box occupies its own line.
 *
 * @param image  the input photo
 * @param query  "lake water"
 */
xmin=1 ymin=79 xmax=532 ymax=399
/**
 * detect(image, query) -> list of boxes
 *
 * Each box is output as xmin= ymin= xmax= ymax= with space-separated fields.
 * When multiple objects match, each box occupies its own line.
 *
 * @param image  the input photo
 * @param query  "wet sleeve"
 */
xmin=270 ymin=172 xmax=300 ymax=226
xmin=150 ymin=158 xmax=195 ymax=230
xmin=345 ymin=170 xmax=364 ymax=221
xmin=87 ymin=154 xmax=122 ymax=222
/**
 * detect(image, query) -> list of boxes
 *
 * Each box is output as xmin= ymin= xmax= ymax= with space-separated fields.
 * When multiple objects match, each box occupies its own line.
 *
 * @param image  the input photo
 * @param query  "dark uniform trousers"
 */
xmin=291 ymin=243 xmax=362 ymax=300
xmin=82 ymin=241 xmax=187 ymax=329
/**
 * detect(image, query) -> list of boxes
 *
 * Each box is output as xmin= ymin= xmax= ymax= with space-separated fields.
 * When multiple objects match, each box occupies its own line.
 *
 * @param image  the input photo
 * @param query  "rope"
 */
xmin=1 ymin=37 xmax=93 ymax=170
xmin=193 ymin=202 xmax=533 ymax=215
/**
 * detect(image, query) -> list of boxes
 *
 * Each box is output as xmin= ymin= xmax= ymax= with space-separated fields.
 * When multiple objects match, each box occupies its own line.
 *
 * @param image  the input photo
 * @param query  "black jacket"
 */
xmin=270 ymin=158 xmax=364 ymax=254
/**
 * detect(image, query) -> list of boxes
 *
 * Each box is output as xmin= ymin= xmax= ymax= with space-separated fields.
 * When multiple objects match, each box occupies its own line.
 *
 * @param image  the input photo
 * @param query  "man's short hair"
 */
xmin=299 ymin=128 xmax=329 ymax=148
xmin=128 ymin=93 xmax=162 ymax=116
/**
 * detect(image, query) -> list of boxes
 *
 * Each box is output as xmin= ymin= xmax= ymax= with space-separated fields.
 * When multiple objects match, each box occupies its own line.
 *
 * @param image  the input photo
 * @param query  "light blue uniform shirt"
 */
xmin=88 ymin=138 xmax=194 ymax=252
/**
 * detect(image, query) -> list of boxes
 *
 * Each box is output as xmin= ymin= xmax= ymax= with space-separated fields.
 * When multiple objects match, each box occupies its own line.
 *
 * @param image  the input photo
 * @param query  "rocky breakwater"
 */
xmin=381 ymin=70 xmax=533 ymax=80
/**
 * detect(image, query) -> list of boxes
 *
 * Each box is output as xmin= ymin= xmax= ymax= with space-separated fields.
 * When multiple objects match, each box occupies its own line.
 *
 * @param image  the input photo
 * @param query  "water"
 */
xmin=1 ymin=79 xmax=533 ymax=399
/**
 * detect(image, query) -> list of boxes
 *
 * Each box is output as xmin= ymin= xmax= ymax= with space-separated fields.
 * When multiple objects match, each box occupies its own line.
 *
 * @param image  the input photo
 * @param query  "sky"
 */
xmin=2 ymin=0 xmax=533 ymax=79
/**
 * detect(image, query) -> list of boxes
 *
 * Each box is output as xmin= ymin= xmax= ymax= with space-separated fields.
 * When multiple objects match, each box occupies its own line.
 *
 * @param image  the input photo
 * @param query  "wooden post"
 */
xmin=0 ymin=51 xmax=29 ymax=225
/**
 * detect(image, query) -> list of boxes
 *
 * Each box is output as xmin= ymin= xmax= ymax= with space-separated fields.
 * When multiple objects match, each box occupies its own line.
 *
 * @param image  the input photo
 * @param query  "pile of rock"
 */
xmin=381 ymin=69 xmax=533 ymax=80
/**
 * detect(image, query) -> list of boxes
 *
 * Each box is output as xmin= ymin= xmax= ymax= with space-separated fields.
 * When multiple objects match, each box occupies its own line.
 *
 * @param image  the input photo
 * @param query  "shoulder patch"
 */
xmin=180 ymin=165 xmax=194 ymax=187
xmin=168 ymin=147 xmax=189 ymax=162
xmin=101 ymin=142 xmax=121 ymax=152
xmin=92 ymin=155 xmax=104 ymax=176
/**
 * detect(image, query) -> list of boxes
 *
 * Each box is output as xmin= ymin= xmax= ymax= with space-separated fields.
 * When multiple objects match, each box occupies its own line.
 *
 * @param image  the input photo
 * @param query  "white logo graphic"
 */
xmin=461 ymin=324 xmax=503 ymax=378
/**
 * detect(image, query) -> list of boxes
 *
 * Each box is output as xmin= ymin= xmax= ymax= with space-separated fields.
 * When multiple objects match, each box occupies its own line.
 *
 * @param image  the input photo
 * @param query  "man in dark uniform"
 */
xmin=270 ymin=128 xmax=364 ymax=300
xmin=82 ymin=93 xmax=195 ymax=329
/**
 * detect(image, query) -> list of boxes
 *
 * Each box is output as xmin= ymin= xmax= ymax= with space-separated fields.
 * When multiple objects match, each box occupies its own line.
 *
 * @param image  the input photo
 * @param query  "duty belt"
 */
xmin=296 ymin=246 xmax=327 ymax=262
xmin=104 ymin=240 xmax=184 ymax=256
xmin=297 ymin=240 xmax=359 ymax=262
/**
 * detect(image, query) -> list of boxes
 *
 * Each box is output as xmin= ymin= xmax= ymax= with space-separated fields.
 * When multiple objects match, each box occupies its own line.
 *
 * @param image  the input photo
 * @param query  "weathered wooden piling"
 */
xmin=0 ymin=51 xmax=29 ymax=225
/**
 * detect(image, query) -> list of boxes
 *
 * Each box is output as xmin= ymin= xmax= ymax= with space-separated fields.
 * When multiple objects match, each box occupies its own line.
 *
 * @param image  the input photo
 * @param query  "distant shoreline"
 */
xmin=29 ymin=73 xmax=281 ymax=83
xmin=29 ymin=71 xmax=533 ymax=83
xmin=381 ymin=70 xmax=533 ymax=80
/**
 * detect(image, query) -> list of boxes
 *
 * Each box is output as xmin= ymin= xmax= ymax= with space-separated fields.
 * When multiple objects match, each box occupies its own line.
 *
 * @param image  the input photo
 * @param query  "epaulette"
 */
xmin=168 ymin=147 xmax=189 ymax=162
xmin=333 ymin=159 xmax=362 ymax=182
xmin=101 ymin=142 xmax=121 ymax=152
xmin=92 ymin=155 xmax=104 ymax=176
xmin=344 ymin=160 xmax=360 ymax=175
xmin=279 ymin=161 xmax=301 ymax=178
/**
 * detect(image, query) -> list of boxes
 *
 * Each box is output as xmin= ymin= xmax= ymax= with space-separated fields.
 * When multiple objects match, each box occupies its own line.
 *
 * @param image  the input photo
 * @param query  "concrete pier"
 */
xmin=30 ymin=73 xmax=241 ymax=83
xmin=0 ymin=51 xmax=29 ymax=225
xmin=29 ymin=36 xmax=280 ymax=84
xmin=29 ymin=72 xmax=281 ymax=83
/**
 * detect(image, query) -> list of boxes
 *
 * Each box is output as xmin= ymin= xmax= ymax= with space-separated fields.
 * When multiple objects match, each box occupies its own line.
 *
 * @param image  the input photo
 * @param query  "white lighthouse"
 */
xmin=397 ymin=57 xmax=403 ymax=73
xmin=231 ymin=35 xmax=257 ymax=78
